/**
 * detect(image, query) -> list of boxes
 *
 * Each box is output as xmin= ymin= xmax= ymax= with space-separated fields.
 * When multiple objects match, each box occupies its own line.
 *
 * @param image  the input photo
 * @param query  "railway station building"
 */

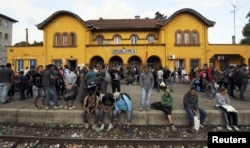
xmin=7 ymin=8 xmax=250 ymax=73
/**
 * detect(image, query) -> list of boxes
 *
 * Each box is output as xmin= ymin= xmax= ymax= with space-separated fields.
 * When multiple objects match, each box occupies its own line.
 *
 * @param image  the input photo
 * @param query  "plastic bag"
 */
xmin=194 ymin=115 xmax=200 ymax=130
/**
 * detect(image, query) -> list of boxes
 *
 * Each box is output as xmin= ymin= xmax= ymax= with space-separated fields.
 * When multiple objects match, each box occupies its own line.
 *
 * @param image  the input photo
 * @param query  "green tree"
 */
xmin=155 ymin=11 xmax=167 ymax=20
xmin=14 ymin=41 xmax=43 ymax=46
xmin=240 ymin=11 xmax=250 ymax=44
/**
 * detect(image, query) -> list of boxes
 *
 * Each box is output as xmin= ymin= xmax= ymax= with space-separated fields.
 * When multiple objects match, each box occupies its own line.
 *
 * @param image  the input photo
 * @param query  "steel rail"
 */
xmin=0 ymin=135 xmax=207 ymax=147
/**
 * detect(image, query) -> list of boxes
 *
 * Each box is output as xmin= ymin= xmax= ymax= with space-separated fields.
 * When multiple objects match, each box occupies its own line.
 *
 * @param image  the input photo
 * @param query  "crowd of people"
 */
xmin=0 ymin=62 xmax=249 ymax=132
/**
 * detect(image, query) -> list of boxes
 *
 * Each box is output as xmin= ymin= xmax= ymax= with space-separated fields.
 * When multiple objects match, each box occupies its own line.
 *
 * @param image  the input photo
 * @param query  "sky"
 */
xmin=1 ymin=0 xmax=250 ymax=45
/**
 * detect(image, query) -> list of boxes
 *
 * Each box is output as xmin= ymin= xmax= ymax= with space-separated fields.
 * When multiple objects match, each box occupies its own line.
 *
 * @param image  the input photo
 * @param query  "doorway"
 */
xmin=68 ymin=60 xmax=77 ymax=70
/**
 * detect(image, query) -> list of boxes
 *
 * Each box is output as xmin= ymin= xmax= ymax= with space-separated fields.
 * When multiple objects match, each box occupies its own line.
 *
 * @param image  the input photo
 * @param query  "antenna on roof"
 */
xmin=230 ymin=3 xmax=242 ymax=44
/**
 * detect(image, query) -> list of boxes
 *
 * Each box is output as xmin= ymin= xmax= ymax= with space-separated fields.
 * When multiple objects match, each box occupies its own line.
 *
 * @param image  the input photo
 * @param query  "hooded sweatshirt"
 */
xmin=160 ymin=89 xmax=173 ymax=106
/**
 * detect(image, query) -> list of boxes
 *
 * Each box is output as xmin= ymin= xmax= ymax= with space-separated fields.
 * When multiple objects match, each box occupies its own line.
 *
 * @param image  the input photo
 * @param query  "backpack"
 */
xmin=121 ymin=93 xmax=131 ymax=100
xmin=150 ymin=101 xmax=162 ymax=110
xmin=105 ymin=70 xmax=111 ymax=82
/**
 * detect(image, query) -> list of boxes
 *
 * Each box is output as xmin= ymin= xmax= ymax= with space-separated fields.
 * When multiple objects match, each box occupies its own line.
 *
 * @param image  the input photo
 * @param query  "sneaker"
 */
xmin=69 ymin=106 xmax=76 ymax=110
xmin=106 ymin=123 xmax=113 ymax=131
xmin=45 ymin=106 xmax=50 ymax=110
xmin=54 ymin=105 xmax=63 ymax=110
xmin=232 ymin=125 xmax=240 ymax=131
xmin=100 ymin=124 xmax=105 ymax=130
xmin=200 ymin=124 xmax=205 ymax=129
xmin=65 ymin=106 xmax=68 ymax=110
xmin=139 ymin=107 xmax=143 ymax=112
xmin=171 ymin=124 xmax=177 ymax=131
xmin=84 ymin=123 xmax=89 ymax=129
xmin=92 ymin=124 xmax=96 ymax=130
xmin=166 ymin=126 xmax=170 ymax=132
xmin=226 ymin=124 xmax=232 ymax=131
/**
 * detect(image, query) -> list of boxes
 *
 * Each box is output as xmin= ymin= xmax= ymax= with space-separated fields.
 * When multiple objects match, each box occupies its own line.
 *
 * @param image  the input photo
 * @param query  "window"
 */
xmin=131 ymin=35 xmax=138 ymax=44
xmin=176 ymin=32 xmax=182 ymax=44
xmin=190 ymin=59 xmax=200 ymax=68
xmin=53 ymin=60 xmax=62 ymax=68
xmin=70 ymin=33 xmax=76 ymax=46
xmin=192 ymin=32 xmax=198 ymax=44
xmin=184 ymin=32 xmax=189 ymax=44
xmin=147 ymin=35 xmax=154 ymax=44
xmin=63 ymin=34 xmax=68 ymax=46
xmin=0 ymin=19 xmax=2 ymax=26
xmin=0 ymin=32 xmax=2 ymax=38
xmin=4 ymin=21 xmax=8 ymax=27
xmin=29 ymin=59 xmax=36 ymax=68
xmin=55 ymin=34 xmax=60 ymax=46
xmin=17 ymin=59 xmax=24 ymax=72
xmin=97 ymin=35 xmax=104 ymax=45
xmin=4 ymin=33 xmax=8 ymax=40
xmin=114 ymin=36 xmax=121 ymax=44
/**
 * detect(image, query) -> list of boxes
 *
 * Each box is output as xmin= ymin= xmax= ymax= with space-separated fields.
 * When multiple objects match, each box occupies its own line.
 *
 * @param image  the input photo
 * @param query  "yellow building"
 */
xmin=7 ymin=8 xmax=250 ymax=73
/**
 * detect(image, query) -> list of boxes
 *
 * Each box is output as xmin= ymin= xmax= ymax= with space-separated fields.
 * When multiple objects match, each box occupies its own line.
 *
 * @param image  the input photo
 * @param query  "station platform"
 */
xmin=0 ymin=81 xmax=250 ymax=126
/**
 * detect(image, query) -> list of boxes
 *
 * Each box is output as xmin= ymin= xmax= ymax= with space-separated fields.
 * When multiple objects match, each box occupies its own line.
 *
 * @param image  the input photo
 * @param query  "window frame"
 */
xmin=113 ymin=35 xmax=121 ymax=44
xmin=52 ymin=59 xmax=62 ymax=68
xmin=97 ymin=35 xmax=104 ymax=45
xmin=130 ymin=35 xmax=138 ymax=45
xmin=29 ymin=59 xmax=36 ymax=68
xmin=17 ymin=59 xmax=24 ymax=72
xmin=147 ymin=35 xmax=155 ymax=44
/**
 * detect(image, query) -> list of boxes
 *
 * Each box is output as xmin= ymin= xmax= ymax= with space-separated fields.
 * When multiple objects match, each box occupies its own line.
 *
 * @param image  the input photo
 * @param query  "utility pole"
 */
xmin=231 ymin=4 xmax=236 ymax=44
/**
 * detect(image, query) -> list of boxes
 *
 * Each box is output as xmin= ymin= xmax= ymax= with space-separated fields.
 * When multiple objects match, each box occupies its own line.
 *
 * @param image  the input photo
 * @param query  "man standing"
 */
xmin=42 ymin=64 xmax=62 ymax=110
xmin=139 ymin=65 xmax=154 ymax=111
xmin=238 ymin=64 xmax=249 ymax=100
xmin=0 ymin=63 xmax=14 ymax=104
xmin=109 ymin=65 xmax=120 ymax=93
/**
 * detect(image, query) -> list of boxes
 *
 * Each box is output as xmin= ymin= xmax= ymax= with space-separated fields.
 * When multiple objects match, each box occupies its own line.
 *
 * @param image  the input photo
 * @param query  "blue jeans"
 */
xmin=113 ymin=110 xmax=132 ymax=125
xmin=45 ymin=86 xmax=59 ymax=107
xmin=184 ymin=106 xmax=207 ymax=126
xmin=140 ymin=87 xmax=152 ymax=108
xmin=0 ymin=83 xmax=11 ymax=103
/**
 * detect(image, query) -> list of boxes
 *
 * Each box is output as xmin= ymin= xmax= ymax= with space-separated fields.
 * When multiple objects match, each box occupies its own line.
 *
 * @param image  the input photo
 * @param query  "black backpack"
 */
xmin=121 ymin=93 xmax=131 ymax=100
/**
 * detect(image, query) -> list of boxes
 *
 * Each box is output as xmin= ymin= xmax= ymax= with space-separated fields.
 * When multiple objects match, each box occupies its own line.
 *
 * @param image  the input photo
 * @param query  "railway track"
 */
xmin=0 ymin=135 xmax=207 ymax=148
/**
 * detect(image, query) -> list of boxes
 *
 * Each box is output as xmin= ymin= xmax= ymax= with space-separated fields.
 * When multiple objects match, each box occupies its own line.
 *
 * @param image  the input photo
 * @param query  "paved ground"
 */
xmin=0 ymin=80 xmax=249 ymax=111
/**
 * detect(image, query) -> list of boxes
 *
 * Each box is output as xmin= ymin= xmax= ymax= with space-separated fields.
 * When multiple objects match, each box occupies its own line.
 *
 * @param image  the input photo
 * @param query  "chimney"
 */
xmin=135 ymin=15 xmax=140 ymax=19
xmin=232 ymin=35 xmax=236 ymax=44
xmin=26 ymin=28 xmax=29 ymax=46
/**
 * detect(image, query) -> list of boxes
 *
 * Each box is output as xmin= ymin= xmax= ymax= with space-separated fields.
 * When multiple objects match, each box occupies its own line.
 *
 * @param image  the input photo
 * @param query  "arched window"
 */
xmin=70 ymin=33 xmax=76 ymax=46
xmin=176 ymin=32 xmax=182 ymax=44
xmin=113 ymin=35 xmax=121 ymax=44
xmin=63 ymin=33 xmax=68 ymax=46
xmin=184 ymin=32 xmax=190 ymax=44
xmin=147 ymin=35 xmax=155 ymax=44
xmin=54 ymin=33 xmax=61 ymax=46
xmin=130 ymin=35 xmax=138 ymax=44
xmin=192 ymin=31 xmax=198 ymax=44
xmin=97 ymin=35 xmax=104 ymax=45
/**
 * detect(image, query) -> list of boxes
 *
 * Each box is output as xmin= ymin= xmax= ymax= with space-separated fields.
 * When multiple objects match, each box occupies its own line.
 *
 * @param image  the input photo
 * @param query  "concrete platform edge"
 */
xmin=1 ymin=108 xmax=250 ymax=126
